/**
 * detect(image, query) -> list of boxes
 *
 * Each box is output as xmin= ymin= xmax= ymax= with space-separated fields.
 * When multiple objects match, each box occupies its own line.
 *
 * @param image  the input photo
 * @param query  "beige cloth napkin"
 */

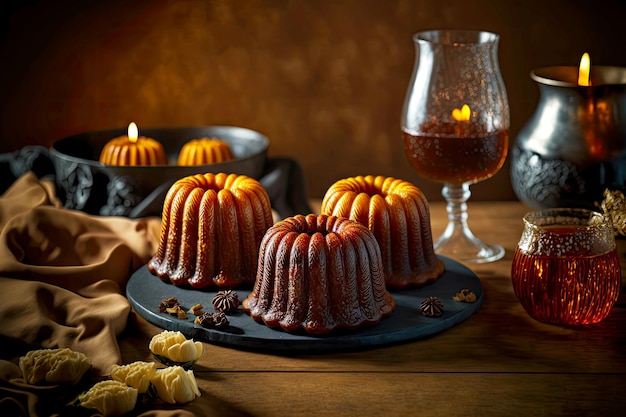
xmin=0 ymin=172 xmax=161 ymax=374
xmin=0 ymin=172 xmax=176 ymax=416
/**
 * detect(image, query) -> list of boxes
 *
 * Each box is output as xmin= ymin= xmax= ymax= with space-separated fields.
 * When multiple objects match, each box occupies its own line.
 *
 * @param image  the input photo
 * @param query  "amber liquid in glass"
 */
xmin=402 ymin=129 xmax=509 ymax=185
xmin=511 ymin=229 xmax=621 ymax=325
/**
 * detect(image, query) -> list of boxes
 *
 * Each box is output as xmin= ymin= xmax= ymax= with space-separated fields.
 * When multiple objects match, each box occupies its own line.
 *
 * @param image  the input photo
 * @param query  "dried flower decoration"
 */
xmin=149 ymin=365 xmax=201 ymax=404
xmin=78 ymin=380 xmax=138 ymax=416
xmin=149 ymin=330 xmax=203 ymax=369
xmin=596 ymin=189 xmax=626 ymax=237
xmin=19 ymin=348 xmax=92 ymax=385
xmin=110 ymin=361 xmax=156 ymax=394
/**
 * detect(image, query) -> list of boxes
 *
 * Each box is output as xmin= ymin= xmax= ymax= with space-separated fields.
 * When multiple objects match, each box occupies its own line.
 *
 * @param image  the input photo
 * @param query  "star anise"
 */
xmin=420 ymin=296 xmax=444 ymax=318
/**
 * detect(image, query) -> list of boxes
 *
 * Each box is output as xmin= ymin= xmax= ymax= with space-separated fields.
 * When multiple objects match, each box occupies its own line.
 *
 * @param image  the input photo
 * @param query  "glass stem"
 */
xmin=440 ymin=184 xmax=474 ymax=240
xmin=434 ymin=182 xmax=504 ymax=263
xmin=441 ymin=183 xmax=474 ymax=240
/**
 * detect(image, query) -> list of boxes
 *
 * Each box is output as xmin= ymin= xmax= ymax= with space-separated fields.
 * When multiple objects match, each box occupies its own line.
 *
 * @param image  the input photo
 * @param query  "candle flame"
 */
xmin=127 ymin=122 xmax=138 ymax=143
xmin=452 ymin=104 xmax=471 ymax=122
xmin=578 ymin=52 xmax=591 ymax=86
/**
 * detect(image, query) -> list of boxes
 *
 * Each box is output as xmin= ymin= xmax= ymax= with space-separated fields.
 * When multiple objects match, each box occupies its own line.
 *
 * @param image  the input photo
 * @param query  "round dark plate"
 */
xmin=126 ymin=256 xmax=482 ymax=353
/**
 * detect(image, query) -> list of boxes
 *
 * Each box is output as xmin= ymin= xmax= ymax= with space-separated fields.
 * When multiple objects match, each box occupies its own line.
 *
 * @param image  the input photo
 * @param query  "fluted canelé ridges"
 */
xmin=177 ymin=138 xmax=234 ymax=166
xmin=242 ymin=214 xmax=395 ymax=335
xmin=148 ymin=172 xmax=273 ymax=288
xmin=321 ymin=175 xmax=444 ymax=288
xmin=99 ymin=136 xmax=167 ymax=166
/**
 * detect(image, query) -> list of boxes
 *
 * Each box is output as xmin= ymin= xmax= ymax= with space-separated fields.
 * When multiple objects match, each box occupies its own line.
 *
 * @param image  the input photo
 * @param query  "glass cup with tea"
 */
xmin=511 ymin=208 xmax=621 ymax=325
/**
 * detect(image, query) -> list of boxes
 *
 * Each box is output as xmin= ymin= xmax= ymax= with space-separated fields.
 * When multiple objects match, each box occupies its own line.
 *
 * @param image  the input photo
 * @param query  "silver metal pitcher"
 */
xmin=511 ymin=65 xmax=626 ymax=209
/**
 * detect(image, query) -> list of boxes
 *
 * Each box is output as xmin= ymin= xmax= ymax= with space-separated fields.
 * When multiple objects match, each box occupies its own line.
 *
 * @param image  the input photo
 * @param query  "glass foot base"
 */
xmin=434 ymin=235 xmax=505 ymax=264
xmin=433 ymin=182 xmax=505 ymax=264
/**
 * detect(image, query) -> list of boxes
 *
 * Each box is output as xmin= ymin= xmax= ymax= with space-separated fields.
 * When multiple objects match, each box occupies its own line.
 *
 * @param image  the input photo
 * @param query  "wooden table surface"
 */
xmin=119 ymin=201 xmax=626 ymax=416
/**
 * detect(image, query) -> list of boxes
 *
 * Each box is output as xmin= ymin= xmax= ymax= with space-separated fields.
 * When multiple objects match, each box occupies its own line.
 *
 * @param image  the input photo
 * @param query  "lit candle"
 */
xmin=577 ymin=53 xmax=607 ymax=158
xmin=99 ymin=122 xmax=167 ymax=166
xmin=529 ymin=52 xmax=626 ymax=87
xmin=512 ymin=54 xmax=626 ymax=209
xmin=451 ymin=104 xmax=471 ymax=136
xmin=127 ymin=122 xmax=139 ymax=144
xmin=578 ymin=52 xmax=591 ymax=86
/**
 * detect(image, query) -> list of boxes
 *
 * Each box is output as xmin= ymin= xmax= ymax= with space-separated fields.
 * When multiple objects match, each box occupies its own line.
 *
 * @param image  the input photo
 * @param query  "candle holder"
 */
xmin=511 ymin=66 xmax=626 ymax=209
xmin=49 ymin=126 xmax=312 ymax=218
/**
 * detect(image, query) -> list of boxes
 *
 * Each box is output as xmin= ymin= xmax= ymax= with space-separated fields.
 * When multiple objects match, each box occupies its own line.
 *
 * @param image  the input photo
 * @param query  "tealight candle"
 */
xmin=99 ymin=122 xmax=167 ymax=166
xmin=177 ymin=137 xmax=234 ymax=166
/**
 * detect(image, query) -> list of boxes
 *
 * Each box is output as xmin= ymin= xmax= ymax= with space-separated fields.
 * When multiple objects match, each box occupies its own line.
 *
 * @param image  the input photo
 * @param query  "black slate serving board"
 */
xmin=126 ymin=256 xmax=482 ymax=353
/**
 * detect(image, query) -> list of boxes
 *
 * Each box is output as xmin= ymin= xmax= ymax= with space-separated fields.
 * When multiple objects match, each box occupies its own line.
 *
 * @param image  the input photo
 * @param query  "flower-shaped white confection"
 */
xmin=19 ymin=348 xmax=92 ymax=385
xmin=78 ymin=380 xmax=138 ymax=416
xmin=110 ymin=361 xmax=156 ymax=394
xmin=150 ymin=366 xmax=201 ymax=404
xmin=148 ymin=330 xmax=203 ymax=364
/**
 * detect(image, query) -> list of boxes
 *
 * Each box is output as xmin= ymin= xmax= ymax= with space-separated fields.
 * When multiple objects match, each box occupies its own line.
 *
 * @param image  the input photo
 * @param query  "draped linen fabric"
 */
xmin=0 ymin=173 xmax=203 ymax=416
xmin=0 ymin=172 xmax=162 ymax=373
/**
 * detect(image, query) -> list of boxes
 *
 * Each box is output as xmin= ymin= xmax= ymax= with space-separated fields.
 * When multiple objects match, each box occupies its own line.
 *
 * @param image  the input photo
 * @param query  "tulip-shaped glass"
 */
xmin=402 ymin=30 xmax=510 ymax=263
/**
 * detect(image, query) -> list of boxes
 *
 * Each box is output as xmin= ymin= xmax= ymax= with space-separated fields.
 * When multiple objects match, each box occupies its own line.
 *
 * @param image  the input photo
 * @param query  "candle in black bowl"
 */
xmin=99 ymin=122 xmax=167 ymax=166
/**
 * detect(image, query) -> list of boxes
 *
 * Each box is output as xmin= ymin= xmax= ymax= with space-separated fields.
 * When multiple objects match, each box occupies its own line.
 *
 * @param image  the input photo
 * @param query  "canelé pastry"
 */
xmin=177 ymin=138 xmax=234 ymax=166
xmin=148 ymin=172 xmax=274 ymax=288
xmin=99 ymin=136 xmax=167 ymax=166
xmin=321 ymin=175 xmax=444 ymax=288
xmin=242 ymin=214 xmax=396 ymax=335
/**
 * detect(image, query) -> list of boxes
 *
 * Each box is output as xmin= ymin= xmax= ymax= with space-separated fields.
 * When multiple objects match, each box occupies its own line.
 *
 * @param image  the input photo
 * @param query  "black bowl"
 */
xmin=50 ymin=126 xmax=270 ymax=217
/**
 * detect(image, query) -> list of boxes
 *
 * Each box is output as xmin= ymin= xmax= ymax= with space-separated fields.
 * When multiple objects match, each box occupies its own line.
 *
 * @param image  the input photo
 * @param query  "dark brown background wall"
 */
xmin=1 ymin=0 xmax=625 ymax=200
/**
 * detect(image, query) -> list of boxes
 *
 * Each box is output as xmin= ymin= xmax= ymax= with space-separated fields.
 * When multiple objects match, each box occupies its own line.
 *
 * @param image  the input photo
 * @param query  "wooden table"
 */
xmin=119 ymin=201 xmax=626 ymax=416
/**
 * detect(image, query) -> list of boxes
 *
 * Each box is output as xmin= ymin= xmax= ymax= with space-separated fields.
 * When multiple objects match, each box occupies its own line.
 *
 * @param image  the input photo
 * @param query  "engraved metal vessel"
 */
xmin=511 ymin=66 xmax=626 ymax=209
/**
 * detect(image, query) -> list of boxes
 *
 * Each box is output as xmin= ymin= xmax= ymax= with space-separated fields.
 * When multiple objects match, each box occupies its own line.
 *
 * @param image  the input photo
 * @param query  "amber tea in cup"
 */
xmin=511 ymin=208 xmax=621 ymax=325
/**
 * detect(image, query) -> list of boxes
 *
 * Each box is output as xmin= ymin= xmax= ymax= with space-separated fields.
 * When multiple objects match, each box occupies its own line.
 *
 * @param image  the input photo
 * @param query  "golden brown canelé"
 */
xmin=99 ymin=136 xmax=167 ymax=166
xmin=177 ymin=138 xmax=234 ymax=166
xmin=321 ymin=175 xmax=445 ymax=288
xmin=242 ymin=214 xmax=396 ymax=335
xmin=148 ymin=172 xmax=274 ymax=288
